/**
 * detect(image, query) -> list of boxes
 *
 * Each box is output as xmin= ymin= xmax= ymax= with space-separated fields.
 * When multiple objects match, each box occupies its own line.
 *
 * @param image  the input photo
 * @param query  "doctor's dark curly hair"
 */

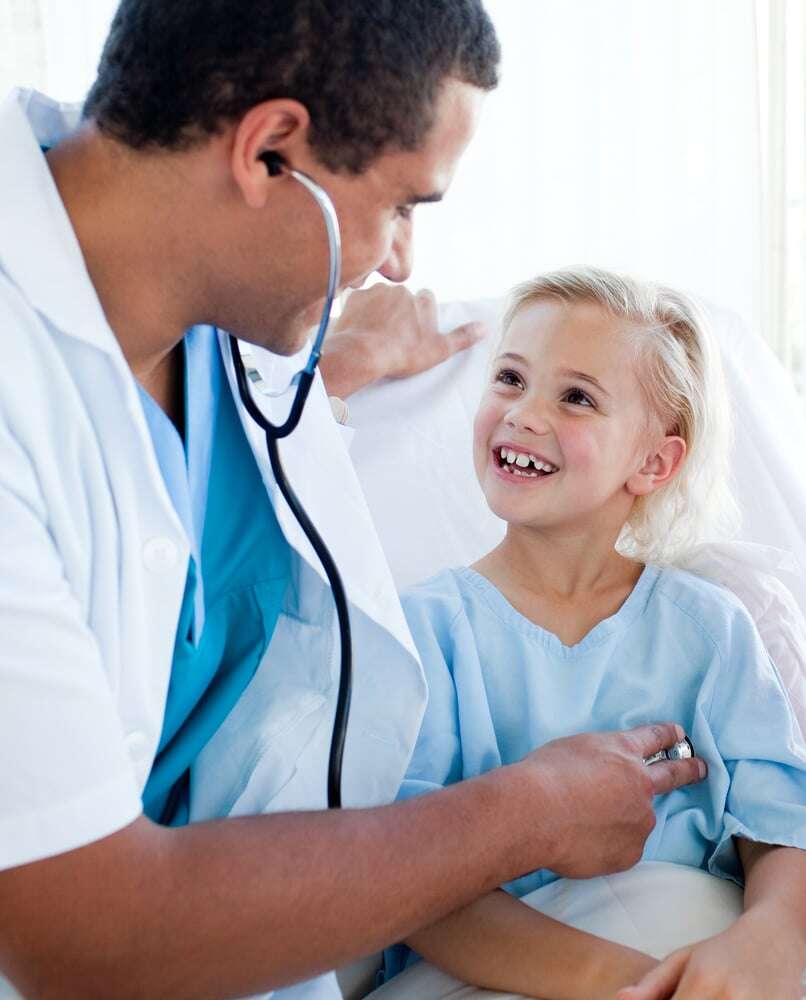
xmin=83 ymin=0 xmax=500 ymax=173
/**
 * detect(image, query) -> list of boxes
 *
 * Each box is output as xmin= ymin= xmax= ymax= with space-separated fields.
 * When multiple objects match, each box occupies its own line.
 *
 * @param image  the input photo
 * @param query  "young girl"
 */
xmin=384 ymin=268 xmax=806 ymax=998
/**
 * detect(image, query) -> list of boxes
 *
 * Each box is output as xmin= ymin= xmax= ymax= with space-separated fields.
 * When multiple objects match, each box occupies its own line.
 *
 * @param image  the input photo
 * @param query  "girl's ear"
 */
xmin=626 ymin=436 xmax=686 ymax=497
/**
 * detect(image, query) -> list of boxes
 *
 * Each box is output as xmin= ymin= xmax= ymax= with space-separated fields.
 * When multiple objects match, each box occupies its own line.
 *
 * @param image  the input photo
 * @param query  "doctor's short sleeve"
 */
xmin=704 ymin=599 xmax=806 ymax=883
xmin=397 ymin=580 xmax=464 ymax=800
xmin=0 ymin=422 xmax=141 ymax=870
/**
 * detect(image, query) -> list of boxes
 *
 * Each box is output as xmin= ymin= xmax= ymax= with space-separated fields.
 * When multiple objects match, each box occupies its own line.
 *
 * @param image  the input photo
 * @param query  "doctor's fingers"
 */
xmin=438 ymin=321 xmax=487 ymax=361
xmin=623 ymin=722 xmax=688 ymax=760
xmin=414 ymin=288 xmax=439 ymax=329
xmin=414 ymin=288 xmax=487 ymax=361
xmin=620 ymin=723 xmax=707 ymax=795
xmin=646 ymin=755 xmax=707 ymax=797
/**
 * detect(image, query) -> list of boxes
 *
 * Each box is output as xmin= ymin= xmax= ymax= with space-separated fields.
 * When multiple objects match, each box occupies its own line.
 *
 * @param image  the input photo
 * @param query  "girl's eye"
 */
xmin=396 ymin=205 xmax=414 ymax=221
xmin=494 ymin=369 xmax=524 ymax=389
xmin=564 ymin=387 xmax=594 ymax=407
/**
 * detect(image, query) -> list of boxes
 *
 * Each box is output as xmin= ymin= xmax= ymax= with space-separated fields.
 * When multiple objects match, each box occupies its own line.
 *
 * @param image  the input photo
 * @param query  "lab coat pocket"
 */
xmin=190 ymin=613 xmax=334 ymax=820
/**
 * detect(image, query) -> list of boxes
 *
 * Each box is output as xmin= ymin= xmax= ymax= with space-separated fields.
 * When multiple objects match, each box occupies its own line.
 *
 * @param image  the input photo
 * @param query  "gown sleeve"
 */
xmin=703 ymin=597 xmax=806 ymax=883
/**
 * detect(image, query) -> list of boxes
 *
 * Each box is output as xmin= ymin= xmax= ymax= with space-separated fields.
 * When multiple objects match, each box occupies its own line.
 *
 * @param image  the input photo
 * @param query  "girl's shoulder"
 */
xmin=651 ymin=563 xmax=760 ymax=649
xmin=400 ymin=568 xmax=489 ymax=668
xmin=400 ymin=567 xmax=472 ymax=623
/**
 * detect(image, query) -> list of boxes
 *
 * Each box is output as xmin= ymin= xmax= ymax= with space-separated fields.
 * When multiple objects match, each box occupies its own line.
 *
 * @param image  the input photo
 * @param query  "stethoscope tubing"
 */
xmin=228 ymin=157 xmax=351 ymax=810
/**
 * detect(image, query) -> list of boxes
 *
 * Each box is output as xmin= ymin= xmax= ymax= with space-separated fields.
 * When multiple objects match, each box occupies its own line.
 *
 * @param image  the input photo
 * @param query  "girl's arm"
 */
xmin=617 ymin=840 xmax=806 ymax=999
xmin=407 ymin=887 xmax=657 ymax=1000
xmin=739 ymin=838 xmax=806 ymax=932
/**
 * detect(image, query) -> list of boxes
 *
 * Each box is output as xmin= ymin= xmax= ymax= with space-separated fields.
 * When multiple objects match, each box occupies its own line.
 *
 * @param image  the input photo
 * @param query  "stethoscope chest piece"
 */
xmin=643 ymin=736 xmax=694 ymax=766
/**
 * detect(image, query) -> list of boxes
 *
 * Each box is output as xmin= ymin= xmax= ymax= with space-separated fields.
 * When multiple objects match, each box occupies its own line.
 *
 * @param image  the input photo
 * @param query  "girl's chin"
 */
xmin=484 ymin=494 xmax=553 ymax=527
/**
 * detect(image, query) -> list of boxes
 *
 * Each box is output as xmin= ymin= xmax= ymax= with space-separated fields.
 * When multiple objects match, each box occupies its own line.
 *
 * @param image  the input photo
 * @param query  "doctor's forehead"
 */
xmin=374 ymin=80 xmax=486 ymax=199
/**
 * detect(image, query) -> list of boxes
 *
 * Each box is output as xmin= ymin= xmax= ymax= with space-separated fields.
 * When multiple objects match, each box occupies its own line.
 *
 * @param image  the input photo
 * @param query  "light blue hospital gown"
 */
xmin=401 ymin=562 xmax=806 ymax=889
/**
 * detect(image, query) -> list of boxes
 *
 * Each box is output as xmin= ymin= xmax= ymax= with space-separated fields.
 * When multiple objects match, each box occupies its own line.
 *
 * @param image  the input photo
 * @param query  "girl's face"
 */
xmin=474 ymin=298 xmax=662 ymax=536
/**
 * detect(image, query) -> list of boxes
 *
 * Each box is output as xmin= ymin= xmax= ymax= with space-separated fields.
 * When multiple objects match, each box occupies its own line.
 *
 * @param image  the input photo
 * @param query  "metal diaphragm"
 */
xmin=643 ymin=736 xmax=694 ymax=766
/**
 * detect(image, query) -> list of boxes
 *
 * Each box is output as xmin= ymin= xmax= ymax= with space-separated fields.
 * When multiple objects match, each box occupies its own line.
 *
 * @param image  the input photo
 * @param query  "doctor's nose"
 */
xmin=377 ymin=223 xmax=414 ymax=284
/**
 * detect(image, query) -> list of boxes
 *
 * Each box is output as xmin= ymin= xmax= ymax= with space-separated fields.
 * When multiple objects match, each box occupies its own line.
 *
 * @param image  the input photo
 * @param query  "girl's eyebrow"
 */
xmin=496 ymin=354 xmax=613 ymax=400
xmin=497 ymin=351 xmax=529 ymax=365
xmin=557 ymin=367 xmax=612 ymax=399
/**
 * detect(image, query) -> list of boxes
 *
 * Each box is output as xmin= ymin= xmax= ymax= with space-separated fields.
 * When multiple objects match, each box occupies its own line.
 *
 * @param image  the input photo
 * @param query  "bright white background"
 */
xmin=2 ymin=0 xmax=803 ymax=397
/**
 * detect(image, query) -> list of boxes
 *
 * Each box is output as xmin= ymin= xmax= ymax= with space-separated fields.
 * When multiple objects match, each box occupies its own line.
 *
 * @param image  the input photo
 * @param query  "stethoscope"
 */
xmin=229 ymin=150 xmax=352 ymax=809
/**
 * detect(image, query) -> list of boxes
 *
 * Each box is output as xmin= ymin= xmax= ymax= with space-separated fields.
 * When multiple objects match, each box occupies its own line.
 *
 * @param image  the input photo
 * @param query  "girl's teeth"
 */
xmin=496 ymin=446 xmax=559 ymax=475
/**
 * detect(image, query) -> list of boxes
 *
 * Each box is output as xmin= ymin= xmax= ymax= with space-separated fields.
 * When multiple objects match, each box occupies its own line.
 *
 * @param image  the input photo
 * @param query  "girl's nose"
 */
xmin=505 ymin=399 xmax=551 ymax=435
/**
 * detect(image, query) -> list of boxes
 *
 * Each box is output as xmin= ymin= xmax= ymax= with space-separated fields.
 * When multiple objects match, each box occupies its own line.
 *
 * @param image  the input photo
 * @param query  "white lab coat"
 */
xmin=0 ymin=89 xmax=426 ymax=999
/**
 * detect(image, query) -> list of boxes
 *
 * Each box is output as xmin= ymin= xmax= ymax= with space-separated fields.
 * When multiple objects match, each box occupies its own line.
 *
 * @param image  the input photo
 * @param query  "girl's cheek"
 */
xmin=472 ymin=400 xmax=498 ymax=472
xmin=473 ymin=398 xmax=497 ymax=445
xmin=559 ymin=426 xmax=598 ymax=467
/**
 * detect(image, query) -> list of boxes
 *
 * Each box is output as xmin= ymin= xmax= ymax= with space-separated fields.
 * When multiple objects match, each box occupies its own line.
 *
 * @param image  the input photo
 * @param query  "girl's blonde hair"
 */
xmin=502 ymin=266 xmax=739 ymax=565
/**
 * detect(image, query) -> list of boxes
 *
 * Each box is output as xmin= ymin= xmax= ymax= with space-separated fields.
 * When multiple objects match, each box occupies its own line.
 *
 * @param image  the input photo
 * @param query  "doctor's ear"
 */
xmin=626 ymin=435 xmax=686 ymax=498
xmin=230 ymin=100 xmax=310 ymax=208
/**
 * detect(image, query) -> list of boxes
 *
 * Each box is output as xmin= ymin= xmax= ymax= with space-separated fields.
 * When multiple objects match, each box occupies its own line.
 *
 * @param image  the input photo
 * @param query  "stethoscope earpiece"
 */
xmin=258 ymin=150 xmax=286 ymax=178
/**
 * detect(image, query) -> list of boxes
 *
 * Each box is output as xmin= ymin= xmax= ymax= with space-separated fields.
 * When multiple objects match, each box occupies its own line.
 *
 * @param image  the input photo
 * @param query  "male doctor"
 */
xmin=0 ymin=2 xmax=704 ymax=998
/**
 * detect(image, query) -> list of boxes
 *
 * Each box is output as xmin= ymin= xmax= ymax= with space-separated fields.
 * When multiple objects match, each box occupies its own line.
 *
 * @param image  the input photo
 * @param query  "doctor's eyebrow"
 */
xmin=403 ymin=191 xmax=444 ymax=206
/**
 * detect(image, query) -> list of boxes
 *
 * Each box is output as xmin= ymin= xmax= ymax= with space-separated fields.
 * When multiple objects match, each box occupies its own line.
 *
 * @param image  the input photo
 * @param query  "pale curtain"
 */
xmin=410 ymin=1 xmax=763 ymax=339
xmin=757 ymin=0 xmax=806 ymax=394
xmin=0 ymin=0 xmax=115 ymax=100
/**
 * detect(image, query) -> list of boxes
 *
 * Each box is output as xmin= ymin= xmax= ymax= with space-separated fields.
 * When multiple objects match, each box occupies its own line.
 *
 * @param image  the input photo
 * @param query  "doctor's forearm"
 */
xmin=0 ymin=767 xmax=549 ymax=1000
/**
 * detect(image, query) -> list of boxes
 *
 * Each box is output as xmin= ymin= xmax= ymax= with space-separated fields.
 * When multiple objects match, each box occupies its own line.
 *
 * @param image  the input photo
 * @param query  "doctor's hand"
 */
xmin=318 ymin=284 xmax=486 ymax=399
xmin=511 ymin=724 xmax=706 ymax=881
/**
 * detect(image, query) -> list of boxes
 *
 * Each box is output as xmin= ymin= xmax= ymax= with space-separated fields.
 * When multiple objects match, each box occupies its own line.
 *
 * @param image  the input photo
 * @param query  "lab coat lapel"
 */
xmin=0 ymin=91 xmax=121 ymax=357
xmin=218 ymin=331 xmax=420 ymax=663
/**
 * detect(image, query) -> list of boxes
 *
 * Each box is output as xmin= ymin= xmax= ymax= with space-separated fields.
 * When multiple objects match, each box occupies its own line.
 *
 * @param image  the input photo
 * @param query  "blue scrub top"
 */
xmin=137 ymin=328 xmax=290 ymax=825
